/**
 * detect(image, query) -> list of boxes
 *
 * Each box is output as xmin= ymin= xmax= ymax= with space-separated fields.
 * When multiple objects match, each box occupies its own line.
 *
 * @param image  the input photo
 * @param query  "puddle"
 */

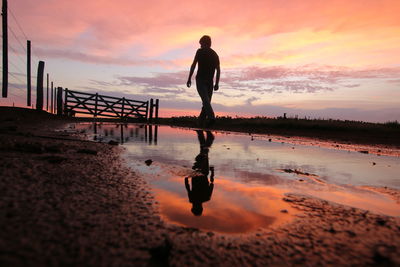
xmin=74 ymin=123 xmax=400 ymax=234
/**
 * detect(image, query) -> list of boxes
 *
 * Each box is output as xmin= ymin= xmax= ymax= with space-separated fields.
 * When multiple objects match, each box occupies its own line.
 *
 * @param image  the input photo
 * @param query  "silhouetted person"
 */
xmin=185 ymin=130 xmax=215 ymax=216
xmin=187 ymin=35 xmax=220 ymax=127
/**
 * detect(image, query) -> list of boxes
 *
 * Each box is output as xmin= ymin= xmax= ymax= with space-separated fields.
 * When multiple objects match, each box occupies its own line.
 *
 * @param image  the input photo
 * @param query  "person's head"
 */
xmin=199 ymin=35 xmax=211 ymax=48
xmin=191 ymin=202 xmax=203 ymax=216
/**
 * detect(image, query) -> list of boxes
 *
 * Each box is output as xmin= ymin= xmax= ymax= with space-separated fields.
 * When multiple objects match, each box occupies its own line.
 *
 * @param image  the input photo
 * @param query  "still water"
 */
xmin=76 ymin=123 xmax=400 ymax=234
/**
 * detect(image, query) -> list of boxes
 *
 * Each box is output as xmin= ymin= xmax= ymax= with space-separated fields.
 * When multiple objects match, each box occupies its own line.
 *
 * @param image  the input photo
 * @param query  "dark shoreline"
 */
xmin=1 ymin=107 xmax=399 ymax=148
xmin=159 ymin=116 xmax=400 ymax=147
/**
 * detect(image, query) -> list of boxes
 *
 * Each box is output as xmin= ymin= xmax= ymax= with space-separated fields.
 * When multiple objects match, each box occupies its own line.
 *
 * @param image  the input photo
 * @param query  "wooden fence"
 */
xmin=63 ymin=89 xmax=159 ymax=121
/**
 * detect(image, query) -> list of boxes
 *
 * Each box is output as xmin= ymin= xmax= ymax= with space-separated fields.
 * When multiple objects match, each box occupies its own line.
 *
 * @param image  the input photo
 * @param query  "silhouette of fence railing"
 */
xmin=64 ymin=89 xmax=159 ymax=121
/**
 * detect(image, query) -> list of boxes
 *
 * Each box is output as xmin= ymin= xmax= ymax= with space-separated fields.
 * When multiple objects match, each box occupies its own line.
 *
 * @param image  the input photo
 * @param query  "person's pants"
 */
xmin=196 ymin=79 xmax=215 ymax=120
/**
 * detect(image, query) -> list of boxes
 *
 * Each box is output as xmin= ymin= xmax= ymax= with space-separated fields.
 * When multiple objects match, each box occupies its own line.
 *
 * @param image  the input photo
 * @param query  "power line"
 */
xmin=7 ymin=6 xmax=40 ymax=61
xmin=8 ymin=25 xmax=27 ymax=53
xmin=9 ymin=60 xmax=25 ymax=76
xmin=9 ymin=71 xmax=26 ymax=85
xmin=8 ymin=44 xmax=26 ymax=66
xmin=8 ymin=6 xmax=28 ymax=40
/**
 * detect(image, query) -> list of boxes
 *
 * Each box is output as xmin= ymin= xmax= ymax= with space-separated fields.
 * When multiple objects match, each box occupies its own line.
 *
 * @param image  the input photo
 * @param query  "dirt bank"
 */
xmin=1 ymin=107 xmax=399 ymax=266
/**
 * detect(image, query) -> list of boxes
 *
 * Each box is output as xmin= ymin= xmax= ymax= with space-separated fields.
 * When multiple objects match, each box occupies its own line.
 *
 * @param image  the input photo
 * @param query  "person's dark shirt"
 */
xmin=195 ymin=48 xmax=219 ymax=81
xmin=186 ymin=176 xmax=213 ymax=204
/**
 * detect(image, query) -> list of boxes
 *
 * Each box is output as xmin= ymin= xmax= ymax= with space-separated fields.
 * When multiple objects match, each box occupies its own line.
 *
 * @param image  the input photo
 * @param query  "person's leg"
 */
xmin=196 ymin=130 xmax=206 ymax=147
xmin=196 ymin=79 xmax=215 ymax=120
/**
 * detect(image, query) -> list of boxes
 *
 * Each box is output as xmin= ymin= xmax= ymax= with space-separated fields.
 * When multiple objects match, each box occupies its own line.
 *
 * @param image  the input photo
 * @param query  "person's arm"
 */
xmin=209 ymin=166 xmax=214 ymax=183
xmin=185 ymin=177 xmax=191 ymax=192
xmin=208 ymin=183 xmax=214 ymax=200
xmin=214 ymin=58 xmax=220 ymax=91
xmin=187 ymin=52 xmax=198 ymax=88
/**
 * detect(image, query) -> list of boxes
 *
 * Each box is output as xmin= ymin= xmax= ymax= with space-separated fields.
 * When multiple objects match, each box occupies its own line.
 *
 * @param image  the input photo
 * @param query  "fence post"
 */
xmin=155 ymin=99 xmax=159 ymax=123
xmin=94 ymin=93 xmax=98 ymax=117
xmin=154 ymin=125 xmax=158 ymax=145
xmin=53 ymin=85 xmax=57 ymax=114
xmin=149 ymin=124 xmax=153 ymax=145
xmin=145 ymin=100 xmax=149 ymax=120
xmin=149 ymin=98 xmax=154 ymax=123
xmin=27 ymin=40 xmax=31 ymax=105
xmin=36 ymin=61 xmax=45 ymax=110
xmin=46 ymin=73 xmax=49 ymax=110
xmin=121 ymin=97 xmax=125 ymax=120
xmin=64 ymin=88 xmax=68 ymax=115
xmin=56 ymin=87 xmax=63 ymax=116
xmin=50 ymin=82 xmax=53 ymax=113
xmin=2 ymin=0 xmax=8 ymax=98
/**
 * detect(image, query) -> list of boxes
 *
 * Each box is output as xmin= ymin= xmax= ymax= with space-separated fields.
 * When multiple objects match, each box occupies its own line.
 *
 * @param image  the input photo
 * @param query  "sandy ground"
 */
xmin=1 ymin=108 xmax=400 ymax=266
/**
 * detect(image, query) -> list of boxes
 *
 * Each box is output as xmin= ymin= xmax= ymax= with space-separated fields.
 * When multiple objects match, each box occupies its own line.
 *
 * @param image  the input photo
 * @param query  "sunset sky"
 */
xmin=2 ymin=0 xmax=400 ymax=122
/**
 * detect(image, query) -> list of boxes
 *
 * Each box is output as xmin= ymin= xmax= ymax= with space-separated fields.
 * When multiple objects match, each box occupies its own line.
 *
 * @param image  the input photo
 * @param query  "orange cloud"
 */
xmin=10 ymin=0 xmax=400 ymax=67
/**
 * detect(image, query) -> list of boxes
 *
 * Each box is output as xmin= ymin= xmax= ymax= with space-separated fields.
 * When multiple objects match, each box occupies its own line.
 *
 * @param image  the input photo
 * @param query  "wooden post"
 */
xmin=154 ymin=125 xmax=158 ymax=145
xmin=120 ymin=124 xmax=124 ymax=144
xmin=27 ymin=40 xmax=31 ymax=105
xmin=36 ymin=61 xmax=45 ymax=110
xmin=64 ymin=88 xmax=68 ymax=115
xmin=149 ymin=124 xmax=153 ymax=145
xmin=94 ymin=93 xmax=98 ymax=117
xmin=155 ymin=99 xmax=159 ymax=122
xmin=121 ymin=97 xmax=125 ymax=120
xmin=53 ymin=85 xmax=56 ymax=114
xmin=50 ymin=82 xmax=53 ymax=113
xmin=149 ymin=98 xmax=154 ymax=123
xmin=56 ymin=87 xmax=63 ymax=115
xmin=145 ymin=100 xmax=149 ymax=120
xmin=46 ymin=73 xmax=49 ymax=110
xmin=2 ymin=0 xmax=8 ymax=98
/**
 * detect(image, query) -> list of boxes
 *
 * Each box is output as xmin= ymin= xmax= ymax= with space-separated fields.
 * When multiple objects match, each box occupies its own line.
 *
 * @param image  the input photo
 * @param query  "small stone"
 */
xmin=358 ymin=150 xmax=369 ymax=154
xmin=376 ymin=218 xmax=386 ymax=226
xmin=280 ymin=209 xmax=288 ymax=213
xmin=145 ymin=159 xmax=153 ymax=166
xmin=108 ymin=140 xmax=119 ymax=145
xmin=207 ymin=232 xmax=214 ymax=237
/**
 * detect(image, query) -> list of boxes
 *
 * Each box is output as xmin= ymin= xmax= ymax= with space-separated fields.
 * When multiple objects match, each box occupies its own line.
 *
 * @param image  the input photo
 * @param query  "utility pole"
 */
xmin=50 ymin=82 xmax=53 ymax=113
xmin=27 ymin=40 xmax=31 ymax=105
xmin=36 ymin=61 xmax=45 ymax=110
xmin=46 ymin=73 xmax=49 ymax=110
xmin=2 ymin=0 xmax=8 ymax=98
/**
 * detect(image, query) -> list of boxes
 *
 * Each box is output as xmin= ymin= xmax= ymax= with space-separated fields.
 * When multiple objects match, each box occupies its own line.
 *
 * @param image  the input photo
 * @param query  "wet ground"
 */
xmin=76 ymin=123 xmax=400 ymax=234
xmin=1 ymin=108 xmax=399 ymax=266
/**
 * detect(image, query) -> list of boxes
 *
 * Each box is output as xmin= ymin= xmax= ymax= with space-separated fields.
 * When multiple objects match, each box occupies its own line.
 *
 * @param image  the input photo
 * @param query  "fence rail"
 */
xmin=63 ymin=89 xmax=159 ymax=122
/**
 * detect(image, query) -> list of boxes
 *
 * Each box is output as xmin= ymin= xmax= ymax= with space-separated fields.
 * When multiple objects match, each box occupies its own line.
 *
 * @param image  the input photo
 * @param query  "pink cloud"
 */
xmin=9 ymin=0 xmax=400 ymax=65
xmin=89 ymin=66 xmax=400 ymax=96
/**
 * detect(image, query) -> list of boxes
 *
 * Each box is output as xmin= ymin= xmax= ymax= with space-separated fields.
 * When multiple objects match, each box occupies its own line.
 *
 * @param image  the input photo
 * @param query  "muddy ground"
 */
xmin=0 ymin=107 xmax=399 ymax=266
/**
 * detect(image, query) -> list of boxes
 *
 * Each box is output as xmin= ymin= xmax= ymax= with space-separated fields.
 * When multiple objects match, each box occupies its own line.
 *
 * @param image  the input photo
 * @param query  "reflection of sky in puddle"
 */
xmin=75 ymin=123 xmax=400 ymax=234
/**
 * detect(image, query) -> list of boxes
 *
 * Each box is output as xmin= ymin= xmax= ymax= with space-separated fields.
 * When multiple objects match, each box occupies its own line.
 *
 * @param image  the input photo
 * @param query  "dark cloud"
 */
xmin=118 ymin=71 xmax=187 ymax=88
xmin=245 ymin=96 xmax=260 ymax=105
xmin=89 ymin=65 xmax=400 ymax=99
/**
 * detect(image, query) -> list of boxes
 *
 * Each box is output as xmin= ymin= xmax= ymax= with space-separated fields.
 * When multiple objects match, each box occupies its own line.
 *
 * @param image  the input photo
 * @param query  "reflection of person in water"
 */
xmin=185 ymin=130 xmax=215 ymax=216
